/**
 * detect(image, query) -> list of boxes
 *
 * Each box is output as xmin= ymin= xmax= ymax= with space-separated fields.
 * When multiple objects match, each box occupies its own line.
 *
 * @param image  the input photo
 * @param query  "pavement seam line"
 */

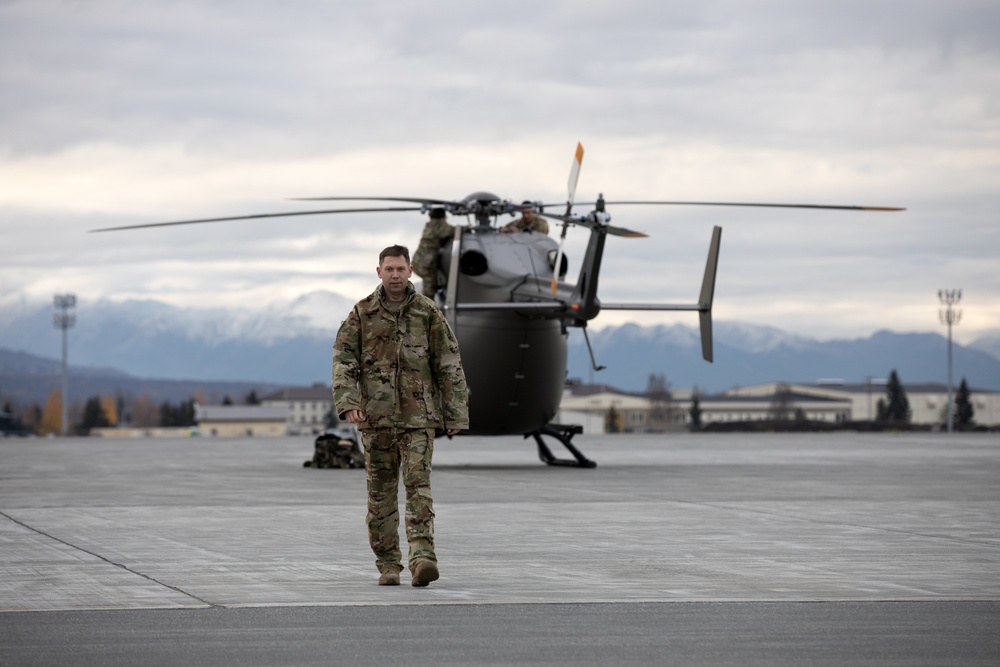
xmin=440 ymin=483 xmax=999 ymax=550
xmin=0 ymin=509 xmax=218 ymax=608
xmin=671 ymin=501 xmax=1000 ymax=549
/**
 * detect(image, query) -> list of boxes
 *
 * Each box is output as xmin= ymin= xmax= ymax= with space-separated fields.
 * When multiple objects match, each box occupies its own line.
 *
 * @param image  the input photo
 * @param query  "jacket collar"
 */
xmin=372 ymin=281 xmax=417 ymax=309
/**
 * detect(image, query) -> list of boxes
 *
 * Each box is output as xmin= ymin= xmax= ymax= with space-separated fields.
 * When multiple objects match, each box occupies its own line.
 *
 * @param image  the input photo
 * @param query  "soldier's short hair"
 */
xmin=379 ymin=245 xmax=411 ymax=266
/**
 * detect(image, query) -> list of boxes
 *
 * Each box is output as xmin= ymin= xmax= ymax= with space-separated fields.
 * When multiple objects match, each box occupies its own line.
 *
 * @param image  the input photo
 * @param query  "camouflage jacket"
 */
xmin=411 ymin=218 xmax=455 ymax=279
xmin=332 ymin=282 xmax=470 ymax=431
xmin=506 ymin=215 xmax=549 ymax=234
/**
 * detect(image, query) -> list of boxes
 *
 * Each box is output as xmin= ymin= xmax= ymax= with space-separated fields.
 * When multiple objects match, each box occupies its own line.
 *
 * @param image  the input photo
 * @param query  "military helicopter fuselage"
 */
xmin=439 ymin=228 xmax=568 ymax=436
xmin=410 ymin=188 xmax=723 ymax=467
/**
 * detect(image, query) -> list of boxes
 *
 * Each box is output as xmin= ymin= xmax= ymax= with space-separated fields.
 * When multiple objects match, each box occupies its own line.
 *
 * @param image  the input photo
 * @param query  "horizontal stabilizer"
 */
xmin=598 ymin=225 xmax=722 ymax=362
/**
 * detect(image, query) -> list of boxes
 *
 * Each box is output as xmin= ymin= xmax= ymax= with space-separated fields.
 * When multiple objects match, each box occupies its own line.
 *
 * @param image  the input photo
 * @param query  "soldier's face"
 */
xmin=522 ymin=208 xmax=535 ymax=221
xmin=377 ymin=254 xmax=412 ymax=301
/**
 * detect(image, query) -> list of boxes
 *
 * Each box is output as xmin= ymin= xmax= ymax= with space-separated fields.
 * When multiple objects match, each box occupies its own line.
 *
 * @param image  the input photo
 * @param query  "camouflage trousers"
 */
xmin=362 ymin=428 xmax=436 ymax=573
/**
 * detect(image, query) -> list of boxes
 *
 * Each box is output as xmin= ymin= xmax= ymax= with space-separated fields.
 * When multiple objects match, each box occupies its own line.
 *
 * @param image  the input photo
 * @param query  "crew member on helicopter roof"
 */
xmin=411 ymin=207 xmax=455 ymax=298
xmin=500 ymin=201 xmax=549 ymax=234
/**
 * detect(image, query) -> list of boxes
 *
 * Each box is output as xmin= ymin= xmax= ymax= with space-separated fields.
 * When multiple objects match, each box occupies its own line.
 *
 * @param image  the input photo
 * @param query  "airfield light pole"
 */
xmin=53 ymin=294 xmax=77 ymax=436
xmin=938 ymin=289 xmax=962 ymax=433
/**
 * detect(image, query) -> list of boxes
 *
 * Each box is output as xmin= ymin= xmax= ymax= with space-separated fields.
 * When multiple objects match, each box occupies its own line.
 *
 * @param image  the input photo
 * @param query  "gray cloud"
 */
xmin=1 ymin=0 xmax=998 ymax=341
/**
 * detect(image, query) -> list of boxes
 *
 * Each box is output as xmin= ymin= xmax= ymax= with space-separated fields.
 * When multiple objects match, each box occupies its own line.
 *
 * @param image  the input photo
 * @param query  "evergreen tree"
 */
xmin=689 ymin=388 xmax=703 ymax=431
xmin=324 ymin=405 xmax=339 ymax=429
xmin=244 ymin=390 xmax=260 ymax=405
xmin=78 ymin=396 xmax=111 ymax=434
xmin=953 ymin=377 xmax=975 ymax=430
xmin=878 ymin=370 xmax=911 ymax=424
xmin=159 ymin=399 xmax=196 ymax=427
xmin=116 ymin=392 xmax=129 ymax=427
xmin=1 ymin=400 xmax=23 ymax=434
xmin=605 ymin=405 xmax=622 ymax=433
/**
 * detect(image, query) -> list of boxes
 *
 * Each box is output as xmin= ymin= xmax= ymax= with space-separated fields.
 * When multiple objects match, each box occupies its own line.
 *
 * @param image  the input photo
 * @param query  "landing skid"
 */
xmin=530 ymin=423 xmax=596 ymax=468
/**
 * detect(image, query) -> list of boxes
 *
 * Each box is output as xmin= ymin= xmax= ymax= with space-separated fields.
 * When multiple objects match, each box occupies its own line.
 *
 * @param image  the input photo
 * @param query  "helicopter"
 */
xmin=92 ymin=144 xmax=903 ymax=467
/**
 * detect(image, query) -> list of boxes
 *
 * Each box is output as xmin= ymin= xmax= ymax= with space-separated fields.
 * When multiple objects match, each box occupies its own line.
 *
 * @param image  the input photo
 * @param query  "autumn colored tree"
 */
xmin=100 ymin=395 xmax=118 ymax=426
xmin=39 ymin=387 xmax=63 ymax=436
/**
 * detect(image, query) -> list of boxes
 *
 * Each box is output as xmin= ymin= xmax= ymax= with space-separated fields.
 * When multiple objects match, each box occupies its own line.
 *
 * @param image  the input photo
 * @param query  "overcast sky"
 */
xmin=2 ymin=0 xmax=998 ymax=342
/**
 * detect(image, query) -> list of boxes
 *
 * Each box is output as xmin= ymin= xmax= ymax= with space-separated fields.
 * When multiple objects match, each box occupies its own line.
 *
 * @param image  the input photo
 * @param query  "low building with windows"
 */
xmin=557 ymin=381 xmax=998 ymax=432
xmin=194 ymin=405 xmax=288 ymax=437
xmin=726 ymin=381 xmax=1000 ymax=426
xmin=682 ymin=386 xmax=848 ymax=427
xmin=558 ymin=383 xmax=689 ymax=433
xmin=260 ymin=384 xmax=334 ymax=435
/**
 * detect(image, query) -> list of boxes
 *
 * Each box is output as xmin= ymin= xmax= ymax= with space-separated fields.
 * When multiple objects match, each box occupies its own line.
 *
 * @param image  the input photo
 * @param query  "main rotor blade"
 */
xmin=88 ymin=206 xmax=423 ymax=232
xmin=570 ymin=200 xmax=906 ymax=211
xmin=289 ymin=196 xmax=456 ymax=206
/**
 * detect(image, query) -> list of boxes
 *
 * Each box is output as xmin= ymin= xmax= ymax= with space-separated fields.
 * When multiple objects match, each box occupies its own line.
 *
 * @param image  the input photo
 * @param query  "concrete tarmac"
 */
xmin=1 ymin=432 xmax=998 ymax=665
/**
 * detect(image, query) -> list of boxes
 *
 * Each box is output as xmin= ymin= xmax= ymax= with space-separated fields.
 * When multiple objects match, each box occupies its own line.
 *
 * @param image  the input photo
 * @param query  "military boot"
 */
xmin=410 ymin=558 xmax=439 ymax=587
xmin=378 ymin=566 xmax=403 ymax=586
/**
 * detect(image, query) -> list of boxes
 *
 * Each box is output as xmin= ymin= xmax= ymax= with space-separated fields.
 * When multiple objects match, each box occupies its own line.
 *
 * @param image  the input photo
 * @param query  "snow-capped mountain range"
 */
xmin=2 ymin=292 xmax=1000 ymax=400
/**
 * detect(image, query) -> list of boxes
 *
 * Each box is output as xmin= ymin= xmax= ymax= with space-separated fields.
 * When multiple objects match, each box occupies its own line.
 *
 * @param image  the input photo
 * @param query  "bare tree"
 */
xmin=645 ymin=373 xmax=673 ymax=432
xmin=770 ymin=383 xmax=793 ymax=421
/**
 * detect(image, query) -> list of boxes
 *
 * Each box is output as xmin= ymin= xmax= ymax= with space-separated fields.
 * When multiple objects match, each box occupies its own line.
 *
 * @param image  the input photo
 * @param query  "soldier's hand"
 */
xmin=345 ymin=409 xmax=364 ymax=423
xmin=446 ymin=428 xmax=460 ymax=436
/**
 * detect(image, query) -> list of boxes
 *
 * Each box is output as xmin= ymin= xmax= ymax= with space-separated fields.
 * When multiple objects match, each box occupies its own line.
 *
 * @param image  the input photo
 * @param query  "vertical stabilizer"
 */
xmin=698 ymin=226 xmax=722 ymax=362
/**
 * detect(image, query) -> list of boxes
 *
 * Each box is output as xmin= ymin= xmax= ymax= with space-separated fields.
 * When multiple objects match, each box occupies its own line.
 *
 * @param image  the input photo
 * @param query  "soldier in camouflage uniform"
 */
xmin=332 ymin=244 xmax=470 ymax=587
xmin=411 ymin=207 xmax=455 ymax=298
xmin=500 ymin=201 xmax=549 ymax=234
